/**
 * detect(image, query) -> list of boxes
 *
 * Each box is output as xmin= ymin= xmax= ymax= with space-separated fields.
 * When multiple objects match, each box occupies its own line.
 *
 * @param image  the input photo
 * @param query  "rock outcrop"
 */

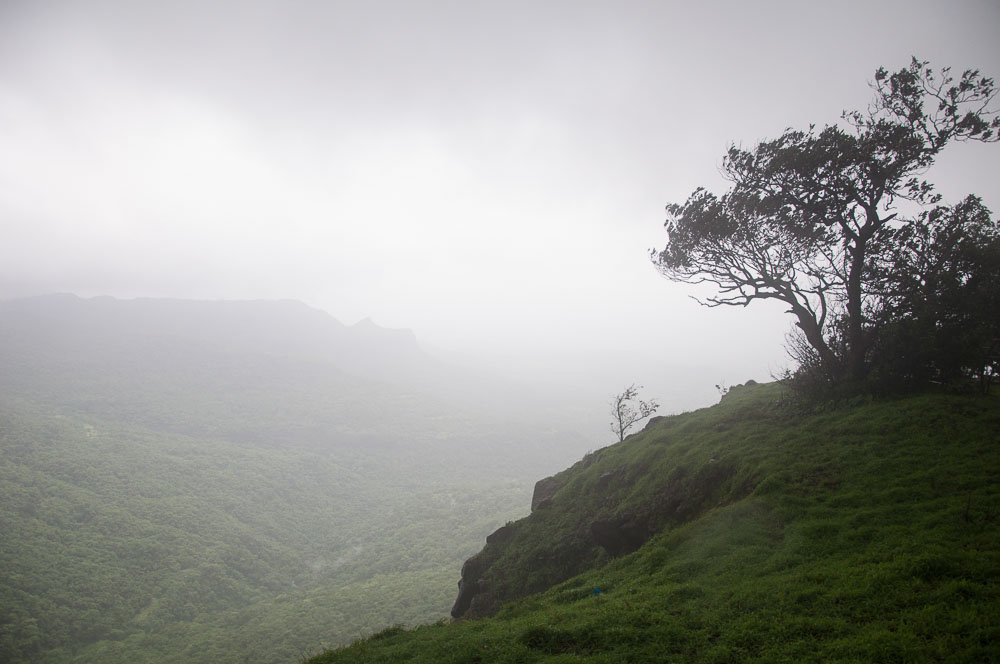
xmin=450 ymin=553 xmax=487 ymax=618
xmin=450 ymin=525 xmax=510 ymax=619
xmin=450 ymin=395 xmax=761 ymax=621
xmin=530 ymin=475 xmax=564 ymax=512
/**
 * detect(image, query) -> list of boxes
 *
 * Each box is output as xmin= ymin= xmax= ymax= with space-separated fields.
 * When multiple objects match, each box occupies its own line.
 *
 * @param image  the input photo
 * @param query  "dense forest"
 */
xmin=0 ymin=295 xmax=592 ymax=663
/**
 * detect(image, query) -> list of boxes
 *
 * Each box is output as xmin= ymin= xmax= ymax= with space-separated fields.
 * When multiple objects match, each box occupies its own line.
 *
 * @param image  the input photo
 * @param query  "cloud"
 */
xmin=1 ymin=0 xmax=998 ymax=378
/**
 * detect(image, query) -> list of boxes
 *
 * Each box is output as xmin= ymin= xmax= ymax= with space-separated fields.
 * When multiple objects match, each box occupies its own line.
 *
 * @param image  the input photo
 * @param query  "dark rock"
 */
xmin=531 ymin=475 xmax=565 ymax=512
xmin=531 ymin=452 xmax=606 ymax=512
xmin=450 ymin=577 xmax=479 ymax=618
xmin=450 ymin=555 xmax=487 ymax=618
xmin=464 ymin=580 xmax=499 ymax=619
xmin=459 ymin=556 xmax=486 ymax=586
xmin=452 ymin=453 xmax=754 ymax=622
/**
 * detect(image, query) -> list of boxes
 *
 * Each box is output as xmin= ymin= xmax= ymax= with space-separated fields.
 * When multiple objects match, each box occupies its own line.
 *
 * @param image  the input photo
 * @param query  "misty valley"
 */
xmin=4 ymin=294 xmax=997 ymax=664
xmin=3 ymin=21 xmax=1000 ymax=659
xmin=0 ymin=295 xmax=597 ymax=663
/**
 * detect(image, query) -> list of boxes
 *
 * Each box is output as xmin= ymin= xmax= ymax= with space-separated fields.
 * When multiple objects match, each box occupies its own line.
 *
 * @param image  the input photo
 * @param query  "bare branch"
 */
xmin=610 ymin=384 xmax=659 ymax=443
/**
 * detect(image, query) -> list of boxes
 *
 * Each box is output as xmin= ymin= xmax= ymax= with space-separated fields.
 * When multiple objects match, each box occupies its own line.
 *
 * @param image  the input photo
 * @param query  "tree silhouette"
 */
xmin=653 ymin=58 xmax=1000 ymax=385
xmin=610 ymin=384 xmax=658 ymax=443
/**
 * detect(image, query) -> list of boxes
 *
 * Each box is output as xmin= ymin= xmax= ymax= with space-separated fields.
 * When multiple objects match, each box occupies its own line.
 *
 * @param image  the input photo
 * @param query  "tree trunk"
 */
xmin=845 ymin=240 xmax=868 ymax=382
xmin=789 ymin=301 xmax=838 ymax=374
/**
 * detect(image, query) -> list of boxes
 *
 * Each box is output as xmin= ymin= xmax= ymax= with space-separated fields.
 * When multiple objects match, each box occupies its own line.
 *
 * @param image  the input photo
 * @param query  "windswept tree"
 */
xmin=868 ymin=195 xmax=1000 ymax=391
xmin=652 ymin=58 xmax=1000 ymax=386
xmin=610 ymin=384 xmax=658 ymax=443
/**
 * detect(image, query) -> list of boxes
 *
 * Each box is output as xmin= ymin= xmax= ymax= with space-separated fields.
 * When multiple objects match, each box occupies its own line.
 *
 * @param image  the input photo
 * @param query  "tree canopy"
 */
xmin=653 ymin=58 xmax=1000 ymax=390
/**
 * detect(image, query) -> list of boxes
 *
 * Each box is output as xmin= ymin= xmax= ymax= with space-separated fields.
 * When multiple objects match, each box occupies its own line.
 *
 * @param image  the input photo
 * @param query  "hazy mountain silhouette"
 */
xmin=0 ymin=294 xmax=426 ymax=380
xmin=0 ymin=294 xmax=591 ymax=461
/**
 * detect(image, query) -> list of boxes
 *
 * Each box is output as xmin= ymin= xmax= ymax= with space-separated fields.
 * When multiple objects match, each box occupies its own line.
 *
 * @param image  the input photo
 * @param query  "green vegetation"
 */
xmin=653 ymin=59 xmax=1000 ymax=393
xmin=0 ymin=395 xmax=537 ymax=663
xmin=5 ymin=297 xmax=998 ymax=663
xmin=308 ymin=383 xmax=1000 ymax=663
xmin=0 ymin=296 xmax=590 ymax=664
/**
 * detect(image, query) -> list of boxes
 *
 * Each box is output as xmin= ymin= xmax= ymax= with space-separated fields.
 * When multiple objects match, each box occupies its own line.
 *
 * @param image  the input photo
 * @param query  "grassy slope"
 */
xmin=307 ymin=383 xmax=1000 ymax=663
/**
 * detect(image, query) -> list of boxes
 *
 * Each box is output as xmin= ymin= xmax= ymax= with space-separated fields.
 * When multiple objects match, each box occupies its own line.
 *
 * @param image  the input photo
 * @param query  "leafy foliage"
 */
xmin=653 ymin=58 xmax=1000 ymax=388
xmin=868 ymin=196 xmax=1000 ymax=392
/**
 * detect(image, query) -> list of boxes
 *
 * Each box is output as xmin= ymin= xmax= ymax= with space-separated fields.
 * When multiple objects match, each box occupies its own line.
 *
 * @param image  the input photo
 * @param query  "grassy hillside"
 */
xmin=306 ymin=383 xmax=1000 ymax=663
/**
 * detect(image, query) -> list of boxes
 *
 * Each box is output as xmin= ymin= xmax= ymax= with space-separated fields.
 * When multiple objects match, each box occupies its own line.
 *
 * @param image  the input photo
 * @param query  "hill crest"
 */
xmin=307 ymin=383 xmax=1000 ymax=663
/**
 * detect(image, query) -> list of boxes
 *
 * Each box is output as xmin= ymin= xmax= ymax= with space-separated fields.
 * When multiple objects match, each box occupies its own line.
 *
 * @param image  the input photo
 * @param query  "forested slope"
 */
xmin=0 ymin=399 xmax=533 ymax=662
xmin=308 ymin=383 xmax=1000 ymax=663
xmin=0 ymin=296 xmax=589 ymax=663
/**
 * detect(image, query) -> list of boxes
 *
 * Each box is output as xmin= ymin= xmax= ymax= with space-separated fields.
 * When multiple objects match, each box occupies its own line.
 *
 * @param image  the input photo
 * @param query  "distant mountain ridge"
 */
xmin=0 ymin=294 xmax=576 ymax=456
xmin=0 ymin=293 xmax=593 ymax=663
xmin=0 ymin=294 xmax=425 ymax=382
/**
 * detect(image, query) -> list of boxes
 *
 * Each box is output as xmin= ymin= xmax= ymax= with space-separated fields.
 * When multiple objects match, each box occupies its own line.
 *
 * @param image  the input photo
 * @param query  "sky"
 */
xmin=2 ymin=0 xmax=999 ymax=390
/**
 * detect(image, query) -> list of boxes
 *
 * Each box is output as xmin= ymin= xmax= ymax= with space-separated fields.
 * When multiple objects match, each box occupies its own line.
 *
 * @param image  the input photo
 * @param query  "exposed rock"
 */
xmin=453 ymin=383 xmax=758 ymax=620
xmin=530 ymin=452 xmax=605 ymax=512
xmin=450 ymin=577 xmax=478 ymax=619
xmin=531 ymin=475 xmax=565 ymax=512
xmin=464 ymin=579 xmax=499 ymax=619
xmin=450 ymin=555 xmax=487 ymax=618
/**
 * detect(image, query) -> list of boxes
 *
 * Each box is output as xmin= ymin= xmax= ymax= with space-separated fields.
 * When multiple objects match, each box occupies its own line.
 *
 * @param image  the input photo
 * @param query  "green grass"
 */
xmin=305 ymin=383 xmax=1000 ymax=663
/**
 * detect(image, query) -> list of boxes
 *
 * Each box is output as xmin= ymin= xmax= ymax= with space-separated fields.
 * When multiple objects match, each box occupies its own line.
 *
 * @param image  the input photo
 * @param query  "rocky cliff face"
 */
xmin=450 ymin=413 xmax=756 ymax=619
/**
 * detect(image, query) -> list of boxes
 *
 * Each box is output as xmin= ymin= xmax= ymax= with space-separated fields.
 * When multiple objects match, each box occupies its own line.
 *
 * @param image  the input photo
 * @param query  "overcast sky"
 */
xmin=2 ymin=0 xmax=999 ymax=383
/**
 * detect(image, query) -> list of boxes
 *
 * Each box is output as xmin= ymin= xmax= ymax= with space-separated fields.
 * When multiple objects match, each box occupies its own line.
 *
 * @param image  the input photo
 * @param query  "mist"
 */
xmin=4 ymin=0 xmax=998 ymax=402
xmin=4 ymin=2 xmax=1000 ymax=662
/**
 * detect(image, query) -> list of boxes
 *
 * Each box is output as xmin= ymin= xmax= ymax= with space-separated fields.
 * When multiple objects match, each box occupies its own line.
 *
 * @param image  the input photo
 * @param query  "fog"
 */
xmin=3 ymin=0 xmax=999 ymax=398
xmin=3 ymin=6 xmax=1000 ymax=660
